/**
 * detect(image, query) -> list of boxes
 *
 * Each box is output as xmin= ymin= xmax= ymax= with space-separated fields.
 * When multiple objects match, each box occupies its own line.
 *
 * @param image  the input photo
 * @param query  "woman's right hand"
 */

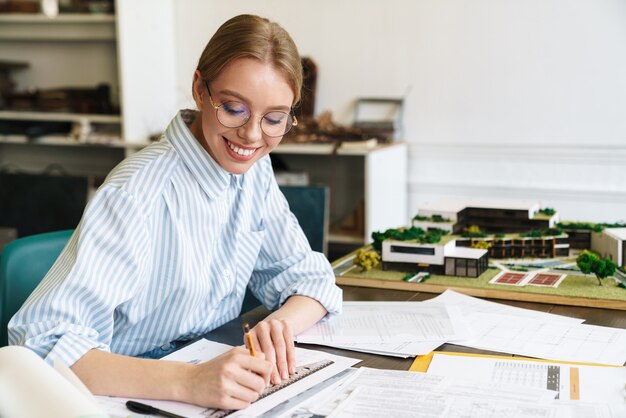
xmin=181 ymin=347 xmax=273 ymax=410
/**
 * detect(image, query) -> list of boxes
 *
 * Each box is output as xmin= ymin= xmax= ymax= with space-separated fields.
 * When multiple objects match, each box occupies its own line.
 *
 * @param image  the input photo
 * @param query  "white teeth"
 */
xmin=227 ymin=140 xmax=255 ymax=156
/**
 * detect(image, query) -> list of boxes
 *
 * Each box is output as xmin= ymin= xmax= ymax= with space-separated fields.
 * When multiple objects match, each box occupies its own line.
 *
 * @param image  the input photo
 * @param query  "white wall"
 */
xmin=117 ymin=0 xmax=177 ymax=144
xmin=173 ymin=0 xmax=626 ymax=224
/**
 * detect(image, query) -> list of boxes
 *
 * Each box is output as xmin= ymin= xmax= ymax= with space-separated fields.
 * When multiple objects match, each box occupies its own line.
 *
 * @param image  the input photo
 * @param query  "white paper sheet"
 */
xmin=296 ymin=302 xmax=468 ymax=345
xmin=456 ymin=312 xmax=626 ymax=366
xmin=424 ymin=289 xmax=585 ymax=325
xmin=322 ymin=339 xmax=445 ymax=357
xmin=427 ymin=353 xmax=626 ymax=406
xmin=162 ymin=338 xmax=232 ymax=363
xmin=96 ymin=339 xmax=360 ymax=418
xmin=283 ymin=367 xmax=557 ymax=418
xmin=330 ymin=388 xmax=613 ymax=418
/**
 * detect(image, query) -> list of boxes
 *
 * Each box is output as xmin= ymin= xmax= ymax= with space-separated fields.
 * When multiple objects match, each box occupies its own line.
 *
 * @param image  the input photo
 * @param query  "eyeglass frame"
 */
xmin=203 ymin=81 xmax=297 ymax=137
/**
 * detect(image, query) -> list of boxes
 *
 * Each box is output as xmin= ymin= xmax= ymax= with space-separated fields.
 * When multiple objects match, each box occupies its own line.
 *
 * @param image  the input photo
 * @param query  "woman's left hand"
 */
xmin=247 ymin=318 xmax=295 ymax=385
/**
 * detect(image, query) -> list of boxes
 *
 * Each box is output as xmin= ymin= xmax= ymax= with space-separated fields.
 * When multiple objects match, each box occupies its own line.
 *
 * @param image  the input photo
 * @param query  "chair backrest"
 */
xmin=0 ymin=171 xmax=87 ymax=238
xmin=241 ymin=185 xmax=330 ymax=314
xmin=0 ymin=229 xmax=73 ymax=346
xmin=279 ymin=185 xmax=330 ymax=255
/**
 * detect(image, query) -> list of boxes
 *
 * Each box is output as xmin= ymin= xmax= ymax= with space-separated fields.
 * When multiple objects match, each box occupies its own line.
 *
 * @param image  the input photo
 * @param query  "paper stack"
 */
xmin=296 ymin=290 xmax=626 ymax=366
xmin=296 ymin=301 xmax=470 ymax=357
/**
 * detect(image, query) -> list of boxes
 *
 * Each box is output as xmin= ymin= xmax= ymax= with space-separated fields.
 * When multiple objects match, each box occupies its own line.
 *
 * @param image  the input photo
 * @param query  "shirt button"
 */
xmin=224 ymin=269 xmax=231 ymax=278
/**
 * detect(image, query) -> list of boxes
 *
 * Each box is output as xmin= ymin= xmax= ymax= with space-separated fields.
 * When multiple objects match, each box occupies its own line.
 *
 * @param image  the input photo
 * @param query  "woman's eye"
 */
xmin=264 ymin=113 xmax=287 ymax=125
xmin=222 ymin=102 xmax=248 ymax=116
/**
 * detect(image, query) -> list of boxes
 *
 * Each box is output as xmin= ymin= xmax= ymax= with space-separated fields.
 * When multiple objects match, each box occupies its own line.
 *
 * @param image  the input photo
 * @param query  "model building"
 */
xmin=413 ymin=197 xmax=559 ymax=234
xmin=377 ymin=198 xmax=626 ymax=278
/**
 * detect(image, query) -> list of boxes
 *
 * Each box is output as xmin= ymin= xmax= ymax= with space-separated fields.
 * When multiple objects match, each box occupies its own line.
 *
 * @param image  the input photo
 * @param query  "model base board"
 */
xmin=333 ymin=249 xmax=626 ymax=310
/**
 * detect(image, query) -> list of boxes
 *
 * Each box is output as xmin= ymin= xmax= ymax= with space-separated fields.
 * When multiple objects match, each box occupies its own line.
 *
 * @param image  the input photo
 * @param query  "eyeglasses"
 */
xmin=204 ymin=81 xmax=297 ymax=137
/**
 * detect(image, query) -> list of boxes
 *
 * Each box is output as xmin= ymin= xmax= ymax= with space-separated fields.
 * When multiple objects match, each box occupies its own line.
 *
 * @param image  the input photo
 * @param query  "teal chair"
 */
xmin=0 ymin=229 xmax=73 ymax=346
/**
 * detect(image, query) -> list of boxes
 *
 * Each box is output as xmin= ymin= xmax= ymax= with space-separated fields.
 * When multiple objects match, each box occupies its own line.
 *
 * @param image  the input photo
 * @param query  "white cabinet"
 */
xmin=273 ymin=142 xmax=408 ymax=246
xmin=0 ymin=0 xmax=176 ymax=175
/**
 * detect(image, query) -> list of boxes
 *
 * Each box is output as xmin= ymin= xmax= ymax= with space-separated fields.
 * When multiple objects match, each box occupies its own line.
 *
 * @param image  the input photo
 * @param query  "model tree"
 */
xmin=462 ymin=225 xmax=487 ymax=238
xmin=353 ymin=249 xmax=381 ymax=272
xmin=471 ymin=240 xmax=492 ymax=250
xmin=371 ymin=227 xmax=447 ymax=251
xmin=576 ymin=250 xmax=617 ymax=286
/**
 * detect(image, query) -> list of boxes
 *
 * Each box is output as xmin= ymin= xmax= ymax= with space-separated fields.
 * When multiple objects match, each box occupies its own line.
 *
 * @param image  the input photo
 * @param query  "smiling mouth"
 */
xmin=225 ymin=138 xmax=258 ymax=157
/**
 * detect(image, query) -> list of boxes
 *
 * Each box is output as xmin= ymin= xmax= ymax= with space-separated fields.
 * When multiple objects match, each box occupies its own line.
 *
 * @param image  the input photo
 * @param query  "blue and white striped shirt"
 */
xmin=8 ymin=110 xmax=342 ymax=367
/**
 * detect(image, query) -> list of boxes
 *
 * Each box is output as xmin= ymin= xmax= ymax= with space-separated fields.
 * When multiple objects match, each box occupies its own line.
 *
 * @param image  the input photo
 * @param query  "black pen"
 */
xmin=125 ymin=400 xmax=187 ymax=418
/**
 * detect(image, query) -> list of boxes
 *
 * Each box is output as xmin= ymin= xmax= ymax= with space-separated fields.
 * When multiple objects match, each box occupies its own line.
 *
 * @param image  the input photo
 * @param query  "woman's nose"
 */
xmin=237 ymin=116 xmax=263 ymax=143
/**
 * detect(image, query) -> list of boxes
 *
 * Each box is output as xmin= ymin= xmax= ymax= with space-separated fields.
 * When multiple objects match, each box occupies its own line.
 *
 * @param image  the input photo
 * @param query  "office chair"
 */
xmin=279 ymin=185 xmax=330 ymax=256
xmin=0 ymin=229 xmax=73 ymax=346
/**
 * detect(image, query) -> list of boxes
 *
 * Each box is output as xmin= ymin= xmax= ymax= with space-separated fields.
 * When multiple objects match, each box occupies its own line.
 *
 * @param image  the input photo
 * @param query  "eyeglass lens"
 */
xmin=217 ymin=101 xmax=293 ymax=137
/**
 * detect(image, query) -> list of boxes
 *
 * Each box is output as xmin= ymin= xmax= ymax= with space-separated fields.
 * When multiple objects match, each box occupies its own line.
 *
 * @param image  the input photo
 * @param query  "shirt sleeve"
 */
xmin=247 ymin=166 xmax=342 ymax=316
xmin=8 ymin=186 xmax=150 ymax=367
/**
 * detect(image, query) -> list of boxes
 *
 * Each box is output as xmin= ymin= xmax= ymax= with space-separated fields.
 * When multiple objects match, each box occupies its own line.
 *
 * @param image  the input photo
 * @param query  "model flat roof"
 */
xmin=604 ymin=227 xmax=626 ymax=241
xmin=418 ymin=197 xmax=541 ymax=213
xmin=385 ymin=234 xmax=456 ymax=246
xmin=444 ymin=246 xmax=487 ymax=259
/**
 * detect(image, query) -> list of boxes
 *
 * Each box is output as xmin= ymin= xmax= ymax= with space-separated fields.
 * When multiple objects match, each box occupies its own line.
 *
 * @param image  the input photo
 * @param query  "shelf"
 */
xmin=0 ymin=14 xmax=116 ymax=41
xmin=275 ymin=141 xmax=404 ymax=156
xmin=274 ymin=143 xmax=337 ymax=155
xmin=0 ymin=110 xmax=121 ymax=124
xmin=0 ymin=3 xmax=176 ymax=180
xmin=0 ymin=14 xmax=115 ymax=23
xmin=276 ymin=142 xmax=408 ymax=246
xmin=0 ymin=135 xmax=148 ymax=150
xmin=329 ymin=232 xmax=366 ymax=245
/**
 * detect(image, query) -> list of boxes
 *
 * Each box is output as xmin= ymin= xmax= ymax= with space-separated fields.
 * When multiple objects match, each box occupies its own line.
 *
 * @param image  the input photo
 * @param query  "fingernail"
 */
xmin=281 ymin=370 xmax=288 ymax=379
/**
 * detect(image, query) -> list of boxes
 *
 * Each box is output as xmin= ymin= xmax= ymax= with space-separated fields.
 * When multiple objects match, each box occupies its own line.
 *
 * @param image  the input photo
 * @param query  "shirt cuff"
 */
xmin=41 ymin=331 xmax=110 ymax=368
xmin=279 ymin=276 xmax=343 ymax=318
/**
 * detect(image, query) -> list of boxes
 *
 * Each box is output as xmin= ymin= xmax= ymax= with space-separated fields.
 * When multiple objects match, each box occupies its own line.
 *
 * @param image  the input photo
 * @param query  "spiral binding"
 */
xmin=202 ymin=360 xmax=335 ymax=417
xmin=258 ymin=360 xmax=334 ymax=399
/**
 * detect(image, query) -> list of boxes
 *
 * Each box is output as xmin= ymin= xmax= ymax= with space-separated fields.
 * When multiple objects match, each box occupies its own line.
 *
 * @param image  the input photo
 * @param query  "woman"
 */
xmin=9 ymin=14 xmax=342 ymax=410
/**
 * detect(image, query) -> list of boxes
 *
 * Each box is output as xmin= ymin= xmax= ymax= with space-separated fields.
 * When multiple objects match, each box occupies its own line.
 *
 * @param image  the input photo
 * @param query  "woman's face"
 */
xmin=191 ymin=58 xmax=295 ymax=175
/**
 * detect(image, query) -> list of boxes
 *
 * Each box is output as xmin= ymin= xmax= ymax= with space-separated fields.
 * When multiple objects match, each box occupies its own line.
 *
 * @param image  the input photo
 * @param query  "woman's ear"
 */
xmin=192 ymin=70 xmax=205 ymax=111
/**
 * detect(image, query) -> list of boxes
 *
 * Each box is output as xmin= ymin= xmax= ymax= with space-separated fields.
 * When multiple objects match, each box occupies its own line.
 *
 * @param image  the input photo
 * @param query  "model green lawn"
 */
xmin=341 ymin=262 xmax=626 ymax=302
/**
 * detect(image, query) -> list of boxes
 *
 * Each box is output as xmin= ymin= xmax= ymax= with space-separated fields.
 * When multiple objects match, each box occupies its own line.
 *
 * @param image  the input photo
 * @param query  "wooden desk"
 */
xmin=203 ymin=285 xmax=626 ymax=370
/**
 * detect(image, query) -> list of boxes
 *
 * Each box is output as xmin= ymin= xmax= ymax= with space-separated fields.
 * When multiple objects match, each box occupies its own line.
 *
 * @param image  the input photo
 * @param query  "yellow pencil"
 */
xmin=243 ymin=323 xmax=256 ymax=357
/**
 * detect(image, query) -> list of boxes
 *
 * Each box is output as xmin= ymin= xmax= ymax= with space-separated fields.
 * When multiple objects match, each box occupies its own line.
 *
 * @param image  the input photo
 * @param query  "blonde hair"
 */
xmin=196 ymin=14 xmax=302 ymax=106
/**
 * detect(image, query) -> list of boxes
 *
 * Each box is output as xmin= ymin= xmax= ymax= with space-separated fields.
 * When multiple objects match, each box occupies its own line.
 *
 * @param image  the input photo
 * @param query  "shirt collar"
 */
xmin=231 ymin=172 xmax=244 ymax=190
xmin=166 ymin=110 xmax=242 ymax=199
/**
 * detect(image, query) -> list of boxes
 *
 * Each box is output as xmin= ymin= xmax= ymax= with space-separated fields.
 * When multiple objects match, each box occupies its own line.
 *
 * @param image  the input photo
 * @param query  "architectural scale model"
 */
xmin=377 ymin=198 xmax=626 ymax=279
xmin=334 ymin=198 xmax=625 ymax=309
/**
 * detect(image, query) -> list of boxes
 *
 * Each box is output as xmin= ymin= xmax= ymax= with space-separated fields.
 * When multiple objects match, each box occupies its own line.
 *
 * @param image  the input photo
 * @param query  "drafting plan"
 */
xmin=320 ymin=339 xmax=445 ymax=357
xmin=426 ymin=353 xmax=624 ymax=401
xmin=425 ymin=353 xmax=626 ymax=416
xmin=329 ymin=387 xmax=613 ymax=418
xmin=455 ymin=312 xmax=626 ymax=366
xmin=423 ymin=290 xmax=625 ymax=366
xmin=279 ymin=367 xmax=559 ymax=418
xmin=296 ymin=301 xmax=468 ymax=345
xmin=424 ymin=290 xmax=584 ymax=325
